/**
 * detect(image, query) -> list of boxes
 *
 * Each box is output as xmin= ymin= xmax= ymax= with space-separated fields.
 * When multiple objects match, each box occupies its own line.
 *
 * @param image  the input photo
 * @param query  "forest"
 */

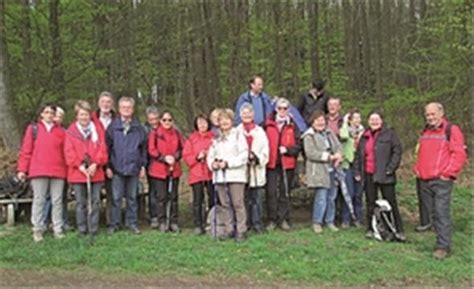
xmin=0 ymin=0 xmax=471 ymax=150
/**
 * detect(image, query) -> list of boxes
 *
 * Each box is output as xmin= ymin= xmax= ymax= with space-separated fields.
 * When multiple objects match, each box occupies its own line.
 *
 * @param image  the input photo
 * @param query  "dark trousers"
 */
xmin=147 ymin=175 xmax=158 ymax=221
xmin=104 ymin=177 xmax=113 ymax=226
xmin=73 ymin=182 xmax=103 ymax=234
xmin=419 ymin=179 xmax=453 ymax=249
xmin=246 ymin=187 xmax=264 ymax=230
xmin=191 ymin=181 xmax=214 ymax=229
xmin=416 ymin=177 xmax=433 ymax=226
xmin=110 ymin=174 xmax=139 ymax=229
xmin=365 ymin=174 xmax=404 ymax=233
xmin=151 ymin=177 xmax=179 ymax=225
xmin=266 ymin=166 xmax=294 ymax=224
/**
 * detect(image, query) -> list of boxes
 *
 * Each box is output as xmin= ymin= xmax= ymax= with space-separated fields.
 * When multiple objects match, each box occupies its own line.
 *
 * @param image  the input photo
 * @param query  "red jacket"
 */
xmin=17 ymin=121 xmax=67 ymax=179
xmin=148 ymin=126 xmax=184 ymax=179
xmin=414 ymin=119 xmax=467 ymax=180
xmin=265 ymin=116 xmax=301 ymax=170
xmin=64 ymin=122 xmax=108 ymax=183
xmin=182 ymin=131 xmax=213 ymax=185
xmin=91 ymin=110 xmax=115 ymax=140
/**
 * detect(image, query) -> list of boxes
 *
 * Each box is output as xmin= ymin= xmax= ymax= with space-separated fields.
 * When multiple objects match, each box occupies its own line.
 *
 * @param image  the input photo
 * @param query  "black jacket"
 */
xmin=297 ymin=91 xmax=329 ymax=126
xmin=353 ymin=126 xmax=402 ymax=185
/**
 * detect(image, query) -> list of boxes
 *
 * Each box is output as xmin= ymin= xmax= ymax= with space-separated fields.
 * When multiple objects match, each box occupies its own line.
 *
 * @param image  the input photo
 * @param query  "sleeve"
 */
xmin=303 ymin=135 xmax=330 ymax=163
xmin=252 ymin=128 xmax=270 ymax=167
xmin=286 ymin=126 xmax=302 ymax=156
xmin=183 ymin=138 xmax=199 ymax=168
xmin=17 ymin=125 xmax=34 ymax=173
xmin=105 ymin=125 xmax=114 ymax=170
xmin=225 ymin=131 xmax=249 ymax=169
xmin=441 ymin=125 xmax=467 ymax=179
xmin=147 ymin=129 xmax=162 ymax=161
xmin=332 ymin=132 xmax=343 ymax=155
xmin=353 ymin=139 xmax=363 ymax=177
xmin=94 ymin=139 xmax=108 ymax=166
xmin=139 ymin=127 xmax=147 ymax=168
xmin=339 ymin=121 xmax=350 ymax=142
xmin=386 ymin=130 xmax=403 ymax=174
xmin=206 ymin=141 xmax=217 ymax=171
xmin=174 ymin=132 xmax=184 ymax=161
xmin=64 ymin=134 xmax=83 ymax=168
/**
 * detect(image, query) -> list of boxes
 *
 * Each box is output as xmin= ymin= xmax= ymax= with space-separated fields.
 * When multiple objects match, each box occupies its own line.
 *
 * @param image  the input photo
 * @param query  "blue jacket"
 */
xmin=234 ymin=91 xmax=273 ymax=126
xmin=106 ymin=117 xmax=147 ymax=176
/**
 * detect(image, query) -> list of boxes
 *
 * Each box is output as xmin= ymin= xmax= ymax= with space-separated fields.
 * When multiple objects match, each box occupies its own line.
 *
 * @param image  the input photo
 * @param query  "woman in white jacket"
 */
xmin=207 ymin=109 xmax=249 ymax=241
xmin=236 ymin=103 xmax=269 ymax=234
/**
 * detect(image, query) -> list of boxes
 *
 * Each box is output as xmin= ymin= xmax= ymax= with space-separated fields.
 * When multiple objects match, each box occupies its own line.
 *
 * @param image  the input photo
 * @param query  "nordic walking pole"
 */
xmin=166 ymin=164 xmax=173 ymax=231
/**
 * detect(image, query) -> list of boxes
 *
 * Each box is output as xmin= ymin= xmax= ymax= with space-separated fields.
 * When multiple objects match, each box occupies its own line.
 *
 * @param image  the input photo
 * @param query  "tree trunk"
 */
xmin=49 ymin=0 xmax=65 ymax=104
xmin=307 ymin=1 xmax=320 ymax=81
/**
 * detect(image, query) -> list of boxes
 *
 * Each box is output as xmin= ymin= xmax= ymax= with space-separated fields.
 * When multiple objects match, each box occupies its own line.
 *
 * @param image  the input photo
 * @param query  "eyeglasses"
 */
xmin=277 ymin=107 xmax=288 ymax=111
xmin=43 ymin=110 xmax=55 ymax=114
xmin=162 ymin=118 xmax=173 ymax=122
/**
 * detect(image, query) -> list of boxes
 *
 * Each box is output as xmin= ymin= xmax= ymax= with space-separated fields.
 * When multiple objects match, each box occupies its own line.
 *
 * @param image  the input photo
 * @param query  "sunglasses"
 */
xmin=277 ymin=107 xmax=288 ymax=111
xmin=161 ymin=118 xmax=173 ymax=122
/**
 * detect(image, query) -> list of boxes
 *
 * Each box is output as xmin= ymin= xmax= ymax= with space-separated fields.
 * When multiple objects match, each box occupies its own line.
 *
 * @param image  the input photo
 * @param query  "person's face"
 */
xmin=312 ymin=116 xmax=326 ymax=131
xmin=219 ymin=116 xmax=233 ymax=131
xmin=328 ymin=99 xmax=341 ymax=115
xmin=210 ymin=112 xmax=219 ymax=127
xmin=351 ymin=113 xmax=361 ymax=127
xmin=119 ymin=101 xmax=134 ymax=118
xmin=54 ymin=111 xmax=64 ymax=125
xmin=98 ymin=96 xmax=113 ymax=113
xmin=77 ymin=109 xmax=91 ymax=127
xmin=425 ymin=104 xmax=443 ymax=127
xmin=241 ymin=108 xmax=254 ymax=124
xmin=250 ymin=78 xmax=264 ymax=94
xmin=41 ymin=107 xmax=56 ymax=123
xmin=368 ymin=114 xmax=383 ymax=131
xmin=197 ymin=118 xmax=209 ymax=133
xmin=160 ymin=113 xmax=173 ymax=129
xmin=147 ymin=113 xmax=160 ymax=128
xmin=276 ymin=103 xmax=289 ymax=118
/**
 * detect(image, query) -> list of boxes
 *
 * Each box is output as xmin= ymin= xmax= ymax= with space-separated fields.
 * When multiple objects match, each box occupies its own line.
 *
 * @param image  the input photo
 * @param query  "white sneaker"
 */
xmin=33 ymin=231 xmax=43 ymax=242
xmin=54 ymin=232 xmax=66 ymax=239
xmin=312 ymin=224 xmax=323 ymax=234
xmin=327 ymin=224 xmax=339 ymax=232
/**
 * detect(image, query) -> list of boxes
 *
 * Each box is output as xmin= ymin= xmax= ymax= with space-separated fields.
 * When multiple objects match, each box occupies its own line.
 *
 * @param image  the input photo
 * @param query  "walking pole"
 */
xmin=166 ymin=165 xmax=173 ymax=231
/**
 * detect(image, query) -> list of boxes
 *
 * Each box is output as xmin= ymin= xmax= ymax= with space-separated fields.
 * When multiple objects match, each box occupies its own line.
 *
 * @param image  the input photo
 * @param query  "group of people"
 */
xmin=16 ymin=76 xmax=467 ymax=259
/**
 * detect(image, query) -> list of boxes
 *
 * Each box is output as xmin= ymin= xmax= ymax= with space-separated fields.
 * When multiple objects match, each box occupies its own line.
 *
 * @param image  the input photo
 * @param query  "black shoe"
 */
xmin=415 ymin=223 xmax=432 ymax=232
xmin=169 ymin=224 xmax=180 ymax=233
xmin=129 ymin=227 xmax=141 ymax=235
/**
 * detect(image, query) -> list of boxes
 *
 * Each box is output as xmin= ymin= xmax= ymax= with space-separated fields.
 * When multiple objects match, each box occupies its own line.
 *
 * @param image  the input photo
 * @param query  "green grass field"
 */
xmin=0 ymin=182 xmax=472 ymax=287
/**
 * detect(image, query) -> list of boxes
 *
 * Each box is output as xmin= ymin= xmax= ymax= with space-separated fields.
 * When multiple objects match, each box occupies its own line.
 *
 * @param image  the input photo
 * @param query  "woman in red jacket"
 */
xmin=64 ymin=100 xmax=108 ymax=236
xmin=183 ymin=114 xmax=215 ymax=235
xmin=148 ymin=111 xmax=184 ymax=233
xmin=17 ymin=103 xmax=67 ymax=242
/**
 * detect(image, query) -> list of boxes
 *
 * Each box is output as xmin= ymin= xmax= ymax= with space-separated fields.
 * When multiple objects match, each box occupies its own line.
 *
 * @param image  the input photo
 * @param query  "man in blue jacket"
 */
xmin=106 ymin=96 xmax=147 ymax=235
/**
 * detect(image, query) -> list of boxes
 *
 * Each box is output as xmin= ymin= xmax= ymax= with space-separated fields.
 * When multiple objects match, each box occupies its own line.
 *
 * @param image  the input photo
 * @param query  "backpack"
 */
xmin=371 ymin=199 xmax=403 ymax=242
xmin=444 ymin=123 xmax=469 ymax=158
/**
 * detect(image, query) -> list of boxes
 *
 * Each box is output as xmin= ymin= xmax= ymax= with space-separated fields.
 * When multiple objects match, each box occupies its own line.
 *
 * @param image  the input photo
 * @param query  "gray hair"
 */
xmin=98 ymin=91 xmax=114 ymax=101
xmin=118 ymin=96 xmax=135 ymax=106
xmin=275 ymin=97 xmax=290 ymax=109
xmin=239 ymin=102 xmax=254 ymax=116
xmin=146 ymin=106 xmax=159 ymax=116
xmin=426 ymin=102 xmax=444 ymax=114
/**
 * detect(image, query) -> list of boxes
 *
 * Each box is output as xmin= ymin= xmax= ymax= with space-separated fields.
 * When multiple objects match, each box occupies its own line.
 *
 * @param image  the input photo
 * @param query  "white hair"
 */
xmin=239 ymin=102 xmax=254 ymax=116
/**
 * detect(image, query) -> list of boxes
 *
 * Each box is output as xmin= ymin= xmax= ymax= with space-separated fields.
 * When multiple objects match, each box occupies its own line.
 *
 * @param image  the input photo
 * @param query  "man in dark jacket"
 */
xmin=106 ymin=96 xmax=147 ymax=234
xmin=297 ymin=79 xmax=329 ymax=126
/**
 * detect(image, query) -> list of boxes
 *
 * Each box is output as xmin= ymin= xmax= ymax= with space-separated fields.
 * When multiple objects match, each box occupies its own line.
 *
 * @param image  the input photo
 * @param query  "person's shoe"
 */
xmin=312 ymin=224 xmax=323 ymax=234
xmin=54 ymin=232 xmax=66 ymax=239
xmin=129 ymin=227 xmax=142 ymax=235
xmin=63 ymin=224 xmax=73 ymax=232
xmin=365 ymin=230 xmax=374 ymax=239
xmin=169 ymin=224 xmax=180 ymax=233
xmin=150 ymin=218 xmax=159 ymax=229
xmin=107 ymin=227 xmax=116 ymax=235
xmin=159 ymin=223 xmax=168 ymax=233
xmin=235 ymin=233 xmax=247 ymax=242
xmin=415 ymin=223 xmax=432 ymax=232
xmin=266 ymin=222 xmax=276 ymax=231
xmin=433 ymin=248 xmax=449 ymax=260
xmin=193 ymin=227 xmax=204 ymax=235
xmin=33 ymin=231 xmax=44 ymax=242
xmin=353 ymin=221 xmax=362 ymax=228
xmin=254 ymin=226 xmax=266 ymax=235
xmin=396 ymin=233 xmax=407 ymax=242
xmin=327 ymin=224 xmax=339 ymax=232
xmin=341 ymin=223 xmax=350 ymax=229
xmin=280 ymin=220 xmax=291 ymax=231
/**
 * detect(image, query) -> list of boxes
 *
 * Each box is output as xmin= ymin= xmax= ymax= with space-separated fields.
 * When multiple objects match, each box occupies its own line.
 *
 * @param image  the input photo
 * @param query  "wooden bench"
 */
xmin=0 ymin=198 xmax=33 ymax=226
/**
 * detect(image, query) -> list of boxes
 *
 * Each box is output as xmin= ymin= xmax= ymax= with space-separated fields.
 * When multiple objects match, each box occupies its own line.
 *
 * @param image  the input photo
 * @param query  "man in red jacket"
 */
xmin=414 ymin=102 xmax=467 ymax=260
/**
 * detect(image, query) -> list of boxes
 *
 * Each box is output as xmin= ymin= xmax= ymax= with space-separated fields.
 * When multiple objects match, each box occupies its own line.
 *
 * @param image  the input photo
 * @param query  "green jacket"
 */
xmin=339 ymin=122 xmax=364 ymax=169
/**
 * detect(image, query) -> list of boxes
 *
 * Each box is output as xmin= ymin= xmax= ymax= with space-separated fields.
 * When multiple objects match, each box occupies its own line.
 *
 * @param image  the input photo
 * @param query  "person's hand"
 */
xmin=140 ymin=167 xmax=146 ymax=178
xmin=343 ymin=113 xmax=350 ymax=124
xmin=440 ymin=176 xmax=451 ymax=181
xmin=106 ymin=168 xmax=114 ymax=178
xmin=164 ymin=155 xmax=175 ymax=166
xmin=218 ymin=160 xmax=228 ymax=170
xmin=279 ymin=146 xmax=287 ymax=155
xmin=354 ymin=175 xmax=361 ymax=182
xmin=212 ymin=160 xmax=220 ymax=170
xmin=197 ymin=151 xmax=206 ymax=161
xmin=17 ymin=172 xmax=27 ymax=182
xmin=87 ymin=163 xmax=97 ymax=176
xmin=79 ymin=164 xmax=88 ymax=176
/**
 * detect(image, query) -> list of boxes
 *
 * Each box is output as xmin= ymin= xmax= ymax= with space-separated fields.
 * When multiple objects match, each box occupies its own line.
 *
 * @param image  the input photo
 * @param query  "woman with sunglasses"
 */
xmin=17 ymin=103 xmax=67 ymax=242
xmin=264 ymin=97 xmax=302 ymax=231
xmin=148 ymin=111 xmax=184 ymax=233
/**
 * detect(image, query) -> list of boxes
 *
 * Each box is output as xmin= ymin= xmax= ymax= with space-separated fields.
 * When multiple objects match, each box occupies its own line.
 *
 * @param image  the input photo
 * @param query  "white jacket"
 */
xmin=236 ymin=124 xmax=269 ymax=187
xmin=207 ymin=128 xmax=248 ymax=184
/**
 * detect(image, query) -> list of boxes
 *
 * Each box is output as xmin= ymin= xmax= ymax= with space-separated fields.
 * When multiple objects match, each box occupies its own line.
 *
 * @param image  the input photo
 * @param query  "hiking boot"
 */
xmin=33 ymin=231 xmax=44 ymax=242
xmin=327 ymin=224 xmax=339 ymax=232
xmin=54 ymin=232 xmax=66 ymax=239
xmin=193 ymin=227 xmax=204 ymax=235
xmin=415 ymin=223 xmax=432 ymax=232
xmin=433 ymin=248 xmax=448 ymax=260
xmin=353 ymin=221 xmax=362 ymax=228
xmin=235 ymin=233 xmax=247 ymax=243
xmin=159 ymin=223 xmax=168 ymax=233
xmin=312 ymin=224 xmax=323 ymax=234
xmin=396 ymin=233 xmax=407 ymax=242
xmin=129 ymin=227 xmax=142 ymax=235
xmin=150 ymin=218 xmax=159 ymax=229
xmin=254 ymin=226 xmax=266 ymax=235
xmin=169 ymin=224 xmax=180 ymax=233
xmin=341 ymin=223 xmax=350 ymax=229
xmin=280 ymin=221 xmax=291 ymax=231
xmin=365 ymin=230 xmax=374 ymax=239
xmin=266 ymin=222 xmax=276 ymax=231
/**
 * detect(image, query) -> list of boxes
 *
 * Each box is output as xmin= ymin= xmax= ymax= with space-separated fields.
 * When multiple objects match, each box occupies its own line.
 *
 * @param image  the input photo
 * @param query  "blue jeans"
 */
xmin=312 ymin=172 xmax=337 ymax=225
xmin=73 ymin=182 xmax=103 ymax=234
xmin=111 ymin=174 xmax=139 ymax=229
xmin=341 ymin=168 xmax=363 ymax=224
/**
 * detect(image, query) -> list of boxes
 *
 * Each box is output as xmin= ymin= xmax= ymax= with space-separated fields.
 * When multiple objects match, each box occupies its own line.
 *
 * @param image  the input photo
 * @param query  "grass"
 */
xmin=0 ymin=182 xmax=472 ymax=286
